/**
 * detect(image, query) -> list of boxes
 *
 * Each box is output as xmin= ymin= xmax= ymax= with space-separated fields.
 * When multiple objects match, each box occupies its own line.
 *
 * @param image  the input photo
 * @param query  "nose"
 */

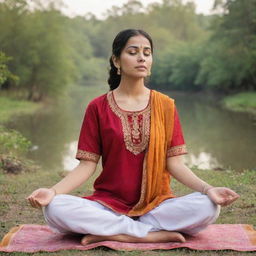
xmin=137 ymin=54 xmax=145 ymax=62
xmin=136 ymin=49 xmax=145 ymax=62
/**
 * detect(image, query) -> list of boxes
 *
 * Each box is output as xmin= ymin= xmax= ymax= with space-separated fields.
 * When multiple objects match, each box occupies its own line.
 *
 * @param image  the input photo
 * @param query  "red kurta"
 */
xmin=76 ymin=90 xmax=187 ymax=214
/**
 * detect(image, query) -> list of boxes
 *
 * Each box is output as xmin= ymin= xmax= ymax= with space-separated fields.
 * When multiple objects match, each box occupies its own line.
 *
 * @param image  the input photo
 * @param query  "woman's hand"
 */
xmin=207 ymin=187 xmax=240 ymax=207
xmin=26 ymin=188 xmax=56 ymax=208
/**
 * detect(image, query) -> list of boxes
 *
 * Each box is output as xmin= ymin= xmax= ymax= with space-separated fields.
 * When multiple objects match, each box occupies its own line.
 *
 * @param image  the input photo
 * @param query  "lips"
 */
xmin=135 ymin=66 xmax=147 ymax=69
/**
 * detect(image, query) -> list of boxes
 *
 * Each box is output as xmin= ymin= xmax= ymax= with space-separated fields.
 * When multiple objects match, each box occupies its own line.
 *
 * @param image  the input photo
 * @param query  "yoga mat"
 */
xmin=0 ymin=224 xmax=256 ymax=252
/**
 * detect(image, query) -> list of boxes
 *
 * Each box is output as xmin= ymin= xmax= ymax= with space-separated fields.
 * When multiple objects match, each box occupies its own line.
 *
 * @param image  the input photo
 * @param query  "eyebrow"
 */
xmin=126 ymin=45 xmax=151 ymax=50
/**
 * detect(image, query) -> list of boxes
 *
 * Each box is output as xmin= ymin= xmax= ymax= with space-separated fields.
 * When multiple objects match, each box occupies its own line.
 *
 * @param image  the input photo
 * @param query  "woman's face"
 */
xmin=113 ymin=35 xmax=153 ymax=78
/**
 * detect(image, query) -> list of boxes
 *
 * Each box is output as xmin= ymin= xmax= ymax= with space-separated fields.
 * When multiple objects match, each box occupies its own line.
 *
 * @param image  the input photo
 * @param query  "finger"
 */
xmin=219 ymin=198 xmax=231 ymax=207
xmin=30 ymin=199 xmax=38 ymax=208
xmin=26 ymin=197 xmax=35 ymax=207
xmin=220 ymin=195 xmax=239 ymax=207
xmin=26 ymin=190 xmax=39 ymax=199
xmin=26 ymin=194 xmax=34 ymax=200
xmin=224 ymin=188 xmax=240 ymax=197
xmin=27 ymin=192 xmax=41 ymax=203
xmin=29 ymin=198 xmax=41 ymax=208
xmin=226 ymin=196 xmax=239 ymax=205
xmin=28 ymin=199 xmax=37 ymax=208
xmin=34 ymin=200 xmax=42 ymax=209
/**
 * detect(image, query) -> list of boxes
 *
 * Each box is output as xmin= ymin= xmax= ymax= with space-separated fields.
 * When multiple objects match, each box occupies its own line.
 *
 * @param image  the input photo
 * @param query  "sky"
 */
xmin=61 ymin=0 xmax=216 ymax=19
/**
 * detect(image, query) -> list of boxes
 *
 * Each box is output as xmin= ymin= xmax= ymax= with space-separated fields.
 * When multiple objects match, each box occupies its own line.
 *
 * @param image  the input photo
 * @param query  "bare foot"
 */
xmin=81 ymin=231 xmax=185 ymax=245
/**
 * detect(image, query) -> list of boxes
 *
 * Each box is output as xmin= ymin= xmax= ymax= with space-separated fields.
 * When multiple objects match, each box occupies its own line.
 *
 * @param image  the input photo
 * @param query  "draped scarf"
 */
xmin=128 ymin=90 xmax=175 ymax=216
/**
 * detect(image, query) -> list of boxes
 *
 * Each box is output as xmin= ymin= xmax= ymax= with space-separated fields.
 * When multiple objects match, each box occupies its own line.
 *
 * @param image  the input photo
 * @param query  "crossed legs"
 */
xmin=43 ymin=192 xmax=220 ymax=245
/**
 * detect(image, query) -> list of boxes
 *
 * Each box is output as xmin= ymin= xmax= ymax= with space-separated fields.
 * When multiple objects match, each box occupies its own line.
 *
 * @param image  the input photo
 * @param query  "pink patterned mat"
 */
xmin=1 ymin=224 xmax=256 ymax=252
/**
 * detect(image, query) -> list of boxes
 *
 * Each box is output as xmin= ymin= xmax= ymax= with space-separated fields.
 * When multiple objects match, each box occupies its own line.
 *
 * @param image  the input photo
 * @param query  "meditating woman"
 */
xmin=27 ymin=29 xmax=239 ymax=245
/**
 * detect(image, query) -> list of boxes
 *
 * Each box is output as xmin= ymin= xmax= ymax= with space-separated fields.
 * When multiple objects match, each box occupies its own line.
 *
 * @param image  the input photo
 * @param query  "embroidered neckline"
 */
xmin=107 ymin=91 xmax=151 ymax=155
xmin=111 ymin=90 xmax=152 ymax=114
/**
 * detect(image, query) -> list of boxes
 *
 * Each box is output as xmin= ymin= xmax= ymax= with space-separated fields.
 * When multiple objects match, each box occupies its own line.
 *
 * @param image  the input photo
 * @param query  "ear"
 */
xmin=112 ymin=55 xmax=120 ymax=69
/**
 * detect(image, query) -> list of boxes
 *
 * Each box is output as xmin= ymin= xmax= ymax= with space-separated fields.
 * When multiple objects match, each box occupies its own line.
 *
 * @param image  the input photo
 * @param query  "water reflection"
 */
xmin=62 ymin=141 xmax=79 ymax=171
xmin=6 ymin=87 xmax=104 ymax=170
xmin=187 ymin=152 xmax=221 ymax=170
xmin=169 ymin=92 xmax=256 ymax=171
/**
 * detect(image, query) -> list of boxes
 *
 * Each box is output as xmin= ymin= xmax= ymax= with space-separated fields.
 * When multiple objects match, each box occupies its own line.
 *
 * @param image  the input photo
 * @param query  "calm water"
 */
xmin=6 ymin=86 xmax=256 ymax=171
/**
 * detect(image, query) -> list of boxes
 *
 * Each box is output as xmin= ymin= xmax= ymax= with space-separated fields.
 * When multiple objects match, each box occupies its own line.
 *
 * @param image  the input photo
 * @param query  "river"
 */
xmin=6 ymin=86 xmax=256 ymax=172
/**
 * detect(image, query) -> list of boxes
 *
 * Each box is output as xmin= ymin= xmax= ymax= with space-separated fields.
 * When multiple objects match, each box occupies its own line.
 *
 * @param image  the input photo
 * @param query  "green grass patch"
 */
xmin=222 ymin=92 xmax=256 ymax=115
xmin=0 ymin=96 xmax=42 ymax=123
xmin=0 ymin=167 xmax=255 ymax=256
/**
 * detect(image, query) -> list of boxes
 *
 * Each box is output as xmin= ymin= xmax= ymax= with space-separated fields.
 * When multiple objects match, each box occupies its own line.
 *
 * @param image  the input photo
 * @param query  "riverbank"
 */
xmin=165 ymin=89 xmax=256 ymax=116
xmin=0 ymin=96 xmax=43 ymax=123
xmin=222 ymin=92 xmax=256 ymax=115
xmin=0 ymin=95 xmax=44 ymax=174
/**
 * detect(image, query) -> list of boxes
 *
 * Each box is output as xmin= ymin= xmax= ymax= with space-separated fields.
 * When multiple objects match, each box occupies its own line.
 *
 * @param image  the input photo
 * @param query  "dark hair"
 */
xmin=108 ymin=29 xmax=154 ymax=90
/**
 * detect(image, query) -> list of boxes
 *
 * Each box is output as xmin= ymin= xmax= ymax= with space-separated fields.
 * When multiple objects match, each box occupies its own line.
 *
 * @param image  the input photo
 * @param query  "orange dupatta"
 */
xmin=128 ymin=90 xmax=175 ymax=216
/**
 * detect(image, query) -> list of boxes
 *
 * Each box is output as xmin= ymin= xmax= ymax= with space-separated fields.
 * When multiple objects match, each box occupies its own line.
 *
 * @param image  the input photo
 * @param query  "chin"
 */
xmin=123 ymin=71 xmax=147 ymax=79
xmin=131 ymin=73 xmax=147 ymax=79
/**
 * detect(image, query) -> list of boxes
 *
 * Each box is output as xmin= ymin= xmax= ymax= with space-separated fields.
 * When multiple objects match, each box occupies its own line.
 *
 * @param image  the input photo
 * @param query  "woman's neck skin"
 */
xmin=115 ymin=76 xmax=149 ymax=98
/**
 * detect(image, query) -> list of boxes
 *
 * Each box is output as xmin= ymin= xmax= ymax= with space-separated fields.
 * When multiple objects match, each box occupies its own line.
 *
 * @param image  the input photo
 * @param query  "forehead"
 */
xmin=125 ymin=35 xmax=151 ymax=49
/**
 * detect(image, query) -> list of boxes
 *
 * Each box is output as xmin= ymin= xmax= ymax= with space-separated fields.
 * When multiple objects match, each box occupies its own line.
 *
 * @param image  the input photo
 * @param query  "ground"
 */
xmin=0 ymin=166 xmax=255 ymax=255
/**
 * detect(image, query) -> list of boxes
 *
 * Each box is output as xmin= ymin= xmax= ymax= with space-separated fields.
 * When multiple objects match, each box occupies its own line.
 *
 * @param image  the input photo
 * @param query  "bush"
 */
xmin=0 ymin=126 xmax=31 ymax=156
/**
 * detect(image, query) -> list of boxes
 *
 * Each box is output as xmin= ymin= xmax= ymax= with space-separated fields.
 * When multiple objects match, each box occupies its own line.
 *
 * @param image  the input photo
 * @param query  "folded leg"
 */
xmin=43 ymin=194 xmax=153 ymax=237
xmin=139 ymin=192 xmax=220 ymax=235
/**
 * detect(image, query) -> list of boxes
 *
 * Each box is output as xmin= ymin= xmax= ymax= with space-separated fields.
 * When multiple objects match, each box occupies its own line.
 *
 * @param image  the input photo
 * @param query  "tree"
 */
xmin=0 ymin=52 xmax=18 ymax=88
xmin=198 ymin=0 xmax=256 ymax=91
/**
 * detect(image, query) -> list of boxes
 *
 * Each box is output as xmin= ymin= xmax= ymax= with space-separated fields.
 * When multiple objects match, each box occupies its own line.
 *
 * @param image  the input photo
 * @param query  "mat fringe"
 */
xmin=244 ymin=224 xmax=256 ymax=245
xmin=0 ymin=225 xmax=23 ymax=247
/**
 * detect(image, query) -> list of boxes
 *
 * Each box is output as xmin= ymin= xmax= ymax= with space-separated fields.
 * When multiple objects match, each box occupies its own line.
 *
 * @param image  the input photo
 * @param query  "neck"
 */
xmin=116 ymin=76 xmax=148 ymax=96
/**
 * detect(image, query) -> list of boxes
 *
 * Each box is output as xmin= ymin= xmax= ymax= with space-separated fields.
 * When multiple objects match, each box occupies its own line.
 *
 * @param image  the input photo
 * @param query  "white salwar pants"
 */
xmin=43 ymin=192 xmax=220 ymax=237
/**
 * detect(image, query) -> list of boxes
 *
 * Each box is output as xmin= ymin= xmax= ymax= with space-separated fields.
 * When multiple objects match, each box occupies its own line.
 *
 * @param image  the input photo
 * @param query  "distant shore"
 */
xmin=222 ymin=92 xmax=256 ymax=116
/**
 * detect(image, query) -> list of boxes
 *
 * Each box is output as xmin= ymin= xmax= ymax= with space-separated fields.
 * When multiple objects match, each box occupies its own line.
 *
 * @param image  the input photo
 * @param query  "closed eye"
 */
xmin=128 ymin=51 xmax=151 ymax=56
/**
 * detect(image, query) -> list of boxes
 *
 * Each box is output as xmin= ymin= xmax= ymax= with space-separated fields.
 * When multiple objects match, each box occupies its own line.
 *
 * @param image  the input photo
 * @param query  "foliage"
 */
xmin=0 ymin=0 xmax=255 ymax=100
xmin=151 ymin=42 xmax=204 ymax=91
xmin=151 ymin=0 xmax=256 ymax=92
xmin=0 ymin=0 xmax=105 ymax=101
xmin=195 ymin=0 xmax=256 ymax=91
xmin=0 ymin=51 xmax=18 ymax=86
xmin=65 ymin=17 xmax=107 ymax=85
xmin=0 ymin=125 xmax=31 ymax=156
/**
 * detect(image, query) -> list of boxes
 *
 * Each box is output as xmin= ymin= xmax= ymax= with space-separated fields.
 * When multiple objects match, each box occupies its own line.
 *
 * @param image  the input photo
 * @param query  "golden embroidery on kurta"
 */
xmin=76 ymin=149 xmax=100 ymax=163
xmin=107 ymin=91 xmax=150 ymax=155
xmin=167 ymin=144 xmax=188 ymax=157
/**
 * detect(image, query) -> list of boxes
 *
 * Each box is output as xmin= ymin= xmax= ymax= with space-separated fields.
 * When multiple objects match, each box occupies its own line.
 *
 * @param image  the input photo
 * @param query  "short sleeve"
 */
xmin=76 ymin=101 xmax=102 ymax=163
xmin=167 ymin=106 xmax=188 ymax=158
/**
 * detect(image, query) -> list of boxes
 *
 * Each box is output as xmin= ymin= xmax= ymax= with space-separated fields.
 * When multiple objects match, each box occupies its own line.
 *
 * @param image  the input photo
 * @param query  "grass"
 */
xmin=0 ymin=96 xmax=42 ymax=124
xmin=222 ymin=92 xmax=256 ymax=115
xmin=0 ymin=166 xmax=255 ymax=256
